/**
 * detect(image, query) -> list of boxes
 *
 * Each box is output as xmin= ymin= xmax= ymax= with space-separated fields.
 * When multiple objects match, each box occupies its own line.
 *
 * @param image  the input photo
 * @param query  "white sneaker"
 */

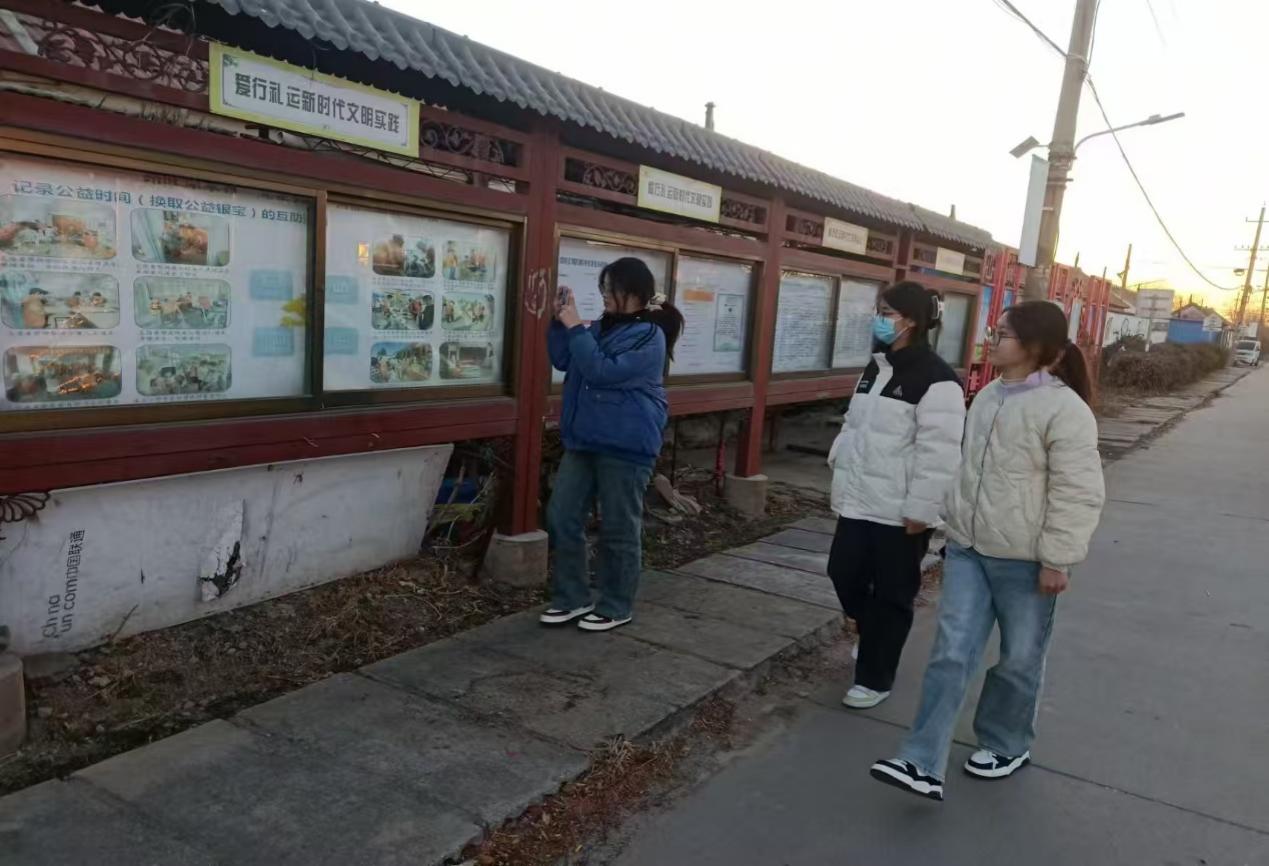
xmin=842 ymin=685 xmax=890 ymax=709
xmin=539 ymin=604 xmax=594 ymax=626
xmin=964 ymin=749 xmax=1031 ymax=778
xmin=577 ymin=613 xmax=632 ymax=632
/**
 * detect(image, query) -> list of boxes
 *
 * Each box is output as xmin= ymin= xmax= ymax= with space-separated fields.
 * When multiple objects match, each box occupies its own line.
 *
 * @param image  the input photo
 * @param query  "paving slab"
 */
xmin=726 ymin=540 xmax=828 ymax=575
xmin=761 ymin=527 xmax=834 ymax=553
xmin=455 ymin=611 xmax=739 ymax=711
xmin=76 ymin=720 xmax=480 ymax=866
xmin=0 ymin=779 xmax=216 ymax=866
xmin=622 ymin=601 xmax=795 ymax=669
xmin=239 ymin=673 xmax=588 ymax=825
xmin=636 ymin=570 xmax=841 ymax=640
xmin=364 ymin=635 xmax=673 ymax=751
xmin=675 ymin=553 xmax=840 ymax=609
xmin=788 ymin=516 xmax=837 ymax=535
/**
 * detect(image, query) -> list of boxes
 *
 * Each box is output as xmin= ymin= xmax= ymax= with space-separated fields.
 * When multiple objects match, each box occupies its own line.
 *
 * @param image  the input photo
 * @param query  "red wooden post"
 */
xmin=734 ymin=198 xmax=786 ymax=477
xmin=505 ymin=124 xmax=561 ymax=534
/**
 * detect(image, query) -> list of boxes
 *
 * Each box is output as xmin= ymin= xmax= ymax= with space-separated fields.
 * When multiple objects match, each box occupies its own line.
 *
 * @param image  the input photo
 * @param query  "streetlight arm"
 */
xmin=1074 ymin=112 xmax=1185 ymax=153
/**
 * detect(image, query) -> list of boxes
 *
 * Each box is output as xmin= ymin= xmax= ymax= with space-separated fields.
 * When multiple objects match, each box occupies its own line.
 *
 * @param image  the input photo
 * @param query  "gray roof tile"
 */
xmin=195 ymin=0 xmax=992 ymax=246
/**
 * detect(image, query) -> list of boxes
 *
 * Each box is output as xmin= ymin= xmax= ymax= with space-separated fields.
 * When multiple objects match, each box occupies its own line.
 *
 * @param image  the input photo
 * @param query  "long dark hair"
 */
xmin=1003 ymin=301 xmax=1093 ymax=404
xmin=599 ymin=257 xmax=685 ymax=359
xmin=880 ymin=280 xmax=943 ymax=347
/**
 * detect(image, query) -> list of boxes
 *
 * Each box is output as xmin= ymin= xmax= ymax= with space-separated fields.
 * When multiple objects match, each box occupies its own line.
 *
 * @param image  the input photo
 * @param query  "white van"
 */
xmin=1234 ymin=338 xmax=1261 ymax=367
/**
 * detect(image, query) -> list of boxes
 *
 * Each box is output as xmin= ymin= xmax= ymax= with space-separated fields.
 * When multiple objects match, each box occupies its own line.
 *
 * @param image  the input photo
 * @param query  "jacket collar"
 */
xmin=873 ymin=343 xmax=928 ymax=370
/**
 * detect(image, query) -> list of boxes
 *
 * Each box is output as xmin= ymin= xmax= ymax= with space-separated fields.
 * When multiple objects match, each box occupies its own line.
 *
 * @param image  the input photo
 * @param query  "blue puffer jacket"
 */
xmin=549 ymin=318 xmax=669 ymax=465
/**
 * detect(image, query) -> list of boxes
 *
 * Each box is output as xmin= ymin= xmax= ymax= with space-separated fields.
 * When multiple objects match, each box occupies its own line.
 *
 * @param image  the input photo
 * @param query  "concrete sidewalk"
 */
xmin=613 ymin=368 xmax=1269 ymax=865
xmin=0 ymin=520 xmax=844 ymax=866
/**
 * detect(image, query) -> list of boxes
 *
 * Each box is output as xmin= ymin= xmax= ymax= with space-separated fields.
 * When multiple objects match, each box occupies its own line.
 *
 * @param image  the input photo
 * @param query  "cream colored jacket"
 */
xmin=943 ymin=376 xmax=1105 ymax=569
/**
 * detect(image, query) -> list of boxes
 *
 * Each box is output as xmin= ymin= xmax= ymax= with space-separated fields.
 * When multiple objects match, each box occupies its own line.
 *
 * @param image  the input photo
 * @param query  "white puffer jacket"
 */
xmin=943 ymin=376 xmax=1105 ymax=568
xmin=828 ymin=346 xmax=966 ymax=527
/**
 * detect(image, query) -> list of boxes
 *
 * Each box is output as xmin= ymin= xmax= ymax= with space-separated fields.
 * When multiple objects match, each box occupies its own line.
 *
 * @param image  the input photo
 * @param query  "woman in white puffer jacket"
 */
xmin=826 ymin=281 xmax=966 ymax=711
xmin=871 ymin=301 xmax=1106 ymax=802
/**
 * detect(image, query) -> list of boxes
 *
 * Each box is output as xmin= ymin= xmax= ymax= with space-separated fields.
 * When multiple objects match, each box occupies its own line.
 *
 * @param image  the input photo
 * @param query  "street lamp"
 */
xmin=1009 ymin=111 xmax=1185 ymax=159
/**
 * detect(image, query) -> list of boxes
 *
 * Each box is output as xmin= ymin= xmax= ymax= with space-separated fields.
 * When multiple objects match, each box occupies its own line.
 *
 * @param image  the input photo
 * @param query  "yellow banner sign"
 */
xmin=209 ymin=43 xmax=420 ymax=157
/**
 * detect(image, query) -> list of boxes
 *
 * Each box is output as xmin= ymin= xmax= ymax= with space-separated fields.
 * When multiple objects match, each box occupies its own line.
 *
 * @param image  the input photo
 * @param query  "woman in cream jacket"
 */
xmin=871 ymin=301 xmax=1106 ymax=802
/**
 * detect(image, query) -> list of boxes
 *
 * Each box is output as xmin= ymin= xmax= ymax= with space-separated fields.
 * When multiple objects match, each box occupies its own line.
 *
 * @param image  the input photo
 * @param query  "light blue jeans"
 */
xmin=547 ymin=450 xmax=653 ymax=620
xmin=898 ymin=542 xmax=1058 ymax=780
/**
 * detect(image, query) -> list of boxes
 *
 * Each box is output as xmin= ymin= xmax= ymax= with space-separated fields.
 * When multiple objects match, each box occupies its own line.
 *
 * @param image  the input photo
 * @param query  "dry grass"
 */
xmin=3 ymin=471 xmax=830 ymax=798
xmin=463 ymin=695 xmax=738 ymax=866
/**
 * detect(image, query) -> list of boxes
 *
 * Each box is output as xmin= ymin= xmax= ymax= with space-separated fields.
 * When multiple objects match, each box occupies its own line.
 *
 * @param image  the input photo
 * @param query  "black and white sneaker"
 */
xmin=577 ymin=613 xmax=632 ymax=632
xmin=964 ymin=749 xmax=1030 ymax=779
xmin=539 ymin=605 xmax=594 ymax=626
xmin=869 ymin=758 xmax=944 ymax=801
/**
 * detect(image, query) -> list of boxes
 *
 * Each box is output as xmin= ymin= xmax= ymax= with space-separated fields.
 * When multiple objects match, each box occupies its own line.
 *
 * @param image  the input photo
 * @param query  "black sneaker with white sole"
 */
xmin=869 ymin=758 xmax=944 ymax=801
xmin=964 ymin=749 xmax=1031 ymax=779
xmin=577 ymin=613 xmax=632 ymax=632
xmin=539 ymin=604 xmax=594 ymax=626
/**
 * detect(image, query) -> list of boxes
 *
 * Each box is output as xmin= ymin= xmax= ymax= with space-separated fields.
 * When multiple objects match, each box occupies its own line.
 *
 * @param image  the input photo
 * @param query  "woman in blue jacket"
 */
xmin=542 ymin=257 xmax=684 ymax=632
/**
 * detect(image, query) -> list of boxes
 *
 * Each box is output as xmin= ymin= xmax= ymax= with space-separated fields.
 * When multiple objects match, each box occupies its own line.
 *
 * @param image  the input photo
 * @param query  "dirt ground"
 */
xmin=1 ymin=469 xmax=830 ymax=797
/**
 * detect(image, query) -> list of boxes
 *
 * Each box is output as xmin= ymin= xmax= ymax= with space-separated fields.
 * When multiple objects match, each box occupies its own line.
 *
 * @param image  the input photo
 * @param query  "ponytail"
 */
xmin=1053 ymin=339 xmax=1093 ymax=405
xmin=647 ymin=300 xmax=685 ymax=360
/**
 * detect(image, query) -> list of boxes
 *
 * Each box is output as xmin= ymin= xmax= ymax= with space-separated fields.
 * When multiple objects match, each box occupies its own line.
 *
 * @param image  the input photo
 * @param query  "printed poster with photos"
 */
xmin=0 ymin=155 xmax=309 ymax=412
xmin=772 ymin=271 xmax=834 ymax=373
xmin=552 ymin=237 xmax=672 ymax=384
xmin=833 ymin=278 xmax=881 ymax=368
xmin=322 ymin=204 xmax=510 ymax=391
xmin=670 ymin=255 xmax=752 ymax=376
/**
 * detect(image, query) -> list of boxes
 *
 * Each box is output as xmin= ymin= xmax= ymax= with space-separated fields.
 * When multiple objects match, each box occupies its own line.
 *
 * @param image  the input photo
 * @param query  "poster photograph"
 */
xmin=442 ymin=240 xmax=495 ymax=283
xmin=370 ymin=341 xmax=433 ymax=384
xmin=372 ymin=290 xmax=434 ymax=331
xmin=323 ymin=203 xmax=509 ymax=392
xmin=440 ymin=341 xmax=497 ymax=381
xmin=3 ymin=344 xmax=122 ymax=402
xmin=134 ymin=277 xmax=231 ymax=330
xmin=131 ymin=209 xmax=231 ymax=267
xmin=442 ymin=292 xmax=494 ymax=332
xmin=372 ymin=234 xmax=435 ymax=279
xmin=137 ymin=344 xmax=232 ymax=396
xmin=0 ymin=195 xmax=116 ymax=260
xmin=1 ymin=270 xmax=120 ymax=330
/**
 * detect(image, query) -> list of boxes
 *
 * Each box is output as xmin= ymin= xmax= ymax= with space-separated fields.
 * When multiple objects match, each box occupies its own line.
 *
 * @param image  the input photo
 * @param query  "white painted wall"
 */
xmin=0 ymin=445 xmax=451 ymax=655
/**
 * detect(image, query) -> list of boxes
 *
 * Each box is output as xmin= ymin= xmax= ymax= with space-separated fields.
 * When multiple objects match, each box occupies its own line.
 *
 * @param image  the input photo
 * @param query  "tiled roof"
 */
xmin=195 ymin=0 xmax=993 ymax=247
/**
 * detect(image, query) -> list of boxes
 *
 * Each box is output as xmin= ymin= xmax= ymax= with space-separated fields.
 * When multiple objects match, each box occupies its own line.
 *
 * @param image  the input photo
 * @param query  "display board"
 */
xmin=935 ymin=292 xmax=972 ymax=367
xmin=832 ymin=279 xmax=881 ymax=368
xmin=552 ymin=237 xmax=672 ymax=383
xmin=323 ymin=204 xmax=510 ymax=391
xmin=972 ymin=285 xmax=993 ymax=362
xmin=772 ymin=271 xmax=833 ymax=373
xmin=670 ymin=255 xmax=752 ymax=376
xmin=0 ymin=155 xmax=309 ymax=412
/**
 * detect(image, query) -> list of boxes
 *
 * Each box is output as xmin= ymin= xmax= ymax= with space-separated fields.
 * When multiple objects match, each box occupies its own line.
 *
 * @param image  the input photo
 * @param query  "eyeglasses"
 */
xmin=986 ymin=327 xmax=1018 ymax=346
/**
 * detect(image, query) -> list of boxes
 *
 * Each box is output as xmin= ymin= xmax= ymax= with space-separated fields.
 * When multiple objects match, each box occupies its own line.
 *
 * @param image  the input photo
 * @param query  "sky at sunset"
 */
xmin=384 ymin=0 xmax=1264 ymax=312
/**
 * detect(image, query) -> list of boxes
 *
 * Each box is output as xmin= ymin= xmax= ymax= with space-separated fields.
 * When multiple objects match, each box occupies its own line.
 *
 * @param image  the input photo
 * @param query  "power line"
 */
xmin=1084 ymin=77 xmax=1236 ymax=291
xmin=993 ymin=0 xmax=1067 ymax=57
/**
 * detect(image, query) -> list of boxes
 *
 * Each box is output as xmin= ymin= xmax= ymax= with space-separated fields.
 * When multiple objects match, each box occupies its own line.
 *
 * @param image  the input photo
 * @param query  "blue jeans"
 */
xmin=547 ymin=450 xmax=653 ymax=619
xmin=898 ymin=542 xmax=1058 ymax=780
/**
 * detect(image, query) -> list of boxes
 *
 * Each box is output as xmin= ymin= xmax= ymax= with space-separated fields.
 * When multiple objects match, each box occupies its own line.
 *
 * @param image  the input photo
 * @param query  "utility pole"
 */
xmin=1020 ymin=0 xmax=1099 ymax=303
xmin=1235 ymin=206 xmax=1265 ymax=326
xmin=1117 ymin=243 xmax=1132 ymax=294
xmin=1258 ymin=266 xmax=1269 ymax=332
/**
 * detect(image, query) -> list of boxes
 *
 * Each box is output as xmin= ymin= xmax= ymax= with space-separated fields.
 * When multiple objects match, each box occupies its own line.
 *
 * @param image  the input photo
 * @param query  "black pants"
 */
xmin=827 ymin=516 xmax=933 ymax=692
